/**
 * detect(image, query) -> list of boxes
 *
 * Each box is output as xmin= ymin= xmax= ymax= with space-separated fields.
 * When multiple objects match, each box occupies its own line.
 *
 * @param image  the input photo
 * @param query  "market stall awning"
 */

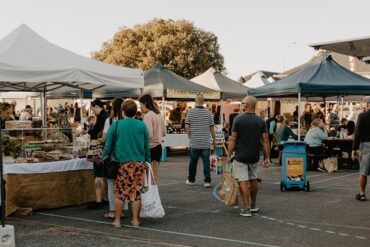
xmin=248 ymin=53 xmax=370 ymax=98
xmin=0 ymin=24 xmax=144 ymax=94
xmin=144 ymin=63 xmax=220 ymax=100
xmin=310 ymin=36 xmax=370 ymax=62
xmin=191 ymin=67 xmax=248 ymax=99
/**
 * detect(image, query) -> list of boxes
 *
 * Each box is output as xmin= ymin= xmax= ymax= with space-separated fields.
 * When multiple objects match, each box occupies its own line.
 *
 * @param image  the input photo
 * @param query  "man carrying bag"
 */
xmin=227 ymin=96 xmax=270 ymax=217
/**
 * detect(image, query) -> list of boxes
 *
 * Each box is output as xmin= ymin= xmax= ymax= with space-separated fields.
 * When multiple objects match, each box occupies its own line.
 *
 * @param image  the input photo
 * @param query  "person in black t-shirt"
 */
xmin=227 ymin=96 xmax=270 ymax=217
xmin=87 ymin=99 xmax=109 ymax=209
xmin=352 ymin=96 xmax=370 ymax=202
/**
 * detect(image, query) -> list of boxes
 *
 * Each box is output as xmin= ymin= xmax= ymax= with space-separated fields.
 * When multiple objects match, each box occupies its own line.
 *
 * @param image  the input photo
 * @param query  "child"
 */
xmin=84 ymin=115 xmax=96 ymax=131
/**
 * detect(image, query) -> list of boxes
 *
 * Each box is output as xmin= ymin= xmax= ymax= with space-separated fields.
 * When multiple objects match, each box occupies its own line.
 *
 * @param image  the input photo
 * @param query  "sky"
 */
xmin=2 ymin=0 xmax=370 ymax=80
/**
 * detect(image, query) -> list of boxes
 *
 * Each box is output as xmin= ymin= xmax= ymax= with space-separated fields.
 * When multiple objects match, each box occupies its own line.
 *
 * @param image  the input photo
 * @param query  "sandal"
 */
xmin=355 ymin=193 xmax=367 ymax=201
xmin=104 ymin=212 xmax=115 ymax=220
xmin=112 ymin=222 xmax=122 ymax=228
xmin=104 ymin=212 xmax=125 ymax=219
xmin=131 ymin=221 xmax=140 ymax=227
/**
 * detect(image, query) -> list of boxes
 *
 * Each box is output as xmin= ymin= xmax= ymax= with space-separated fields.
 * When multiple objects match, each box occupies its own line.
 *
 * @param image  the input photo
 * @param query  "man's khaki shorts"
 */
xmin=233 ymin=159 xmax=258 ymax=182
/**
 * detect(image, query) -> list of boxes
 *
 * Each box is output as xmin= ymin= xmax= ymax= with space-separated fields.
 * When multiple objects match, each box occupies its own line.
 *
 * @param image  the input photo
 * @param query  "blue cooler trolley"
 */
xmin=280 ymin=141 xmax=310 ymax=192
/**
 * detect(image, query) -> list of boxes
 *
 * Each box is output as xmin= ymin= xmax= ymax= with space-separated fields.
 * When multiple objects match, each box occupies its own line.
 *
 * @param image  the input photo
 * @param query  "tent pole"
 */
xmin=298 ymin=89 xmax=301 ymax=138
xmin=220 ymin=99 xmax=224 ymax=127
xmin=0 ymin=118 xmax=5 ymax=227
xmin=162 ymin=97 xmax=166 ymax=125
xmin=79 ymin=89 xmax=83 ymax=122
xmin=341 ymin=96 xmax=344 ymax=119
xmin=42 ymin=88 xmax=47 ymax=128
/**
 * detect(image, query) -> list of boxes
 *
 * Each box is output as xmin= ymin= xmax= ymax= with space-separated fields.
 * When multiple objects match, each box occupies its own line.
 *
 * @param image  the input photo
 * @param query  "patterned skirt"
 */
xmin=114 ymin=161 xmax=147 ymax=202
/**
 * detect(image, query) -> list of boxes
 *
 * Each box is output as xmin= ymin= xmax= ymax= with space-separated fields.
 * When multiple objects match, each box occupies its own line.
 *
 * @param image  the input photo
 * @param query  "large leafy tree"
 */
xmin=92 ymin=19 xmax=225 ymax=79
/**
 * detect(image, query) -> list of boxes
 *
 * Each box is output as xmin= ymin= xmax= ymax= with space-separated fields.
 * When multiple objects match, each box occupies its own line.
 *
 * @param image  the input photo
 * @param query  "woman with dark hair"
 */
xmin=346 ymin=120 xmax=355 ymax=139
xmin=0 ymin=102 xmax=13 ymax=129
xmin=101 ymin=97 xmax=124 ymax=220
xmin=101 ymin=99 xmax=150 ymax=228
xmin=139 ymin=94 xmax=166 ymax=183
xmin=87 ymin=99 xmax=109 ymax=209
xmin=213 ymin=105 xmax=225 ymax=125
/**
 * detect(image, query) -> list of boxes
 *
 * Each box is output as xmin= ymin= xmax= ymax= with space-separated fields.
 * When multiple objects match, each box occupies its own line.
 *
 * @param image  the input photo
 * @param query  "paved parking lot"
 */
xmin=7 ymin=155 xmax=370 ymax=247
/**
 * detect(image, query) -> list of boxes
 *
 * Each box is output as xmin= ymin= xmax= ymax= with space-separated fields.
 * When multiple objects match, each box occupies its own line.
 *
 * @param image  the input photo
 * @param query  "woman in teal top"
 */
xmin=102 ymin=99 xmax=150 ymax=228
xmin=275 ymin=115 xmax=298 ymax=144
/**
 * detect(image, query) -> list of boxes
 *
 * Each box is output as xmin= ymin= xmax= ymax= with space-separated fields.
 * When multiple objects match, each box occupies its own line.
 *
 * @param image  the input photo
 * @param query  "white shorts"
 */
xmin=233 ymin=159 xmax=258 ymax=182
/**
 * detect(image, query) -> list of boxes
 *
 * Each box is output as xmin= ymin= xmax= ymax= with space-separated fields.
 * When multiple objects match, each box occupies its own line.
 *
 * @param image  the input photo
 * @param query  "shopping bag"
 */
xmin=219 ymin=162 xmax=239 ymax=206
xmin=319 ymin=157 xmax=338 ymax=173
xmin=140 ymin=163 xmax=165 ymax=218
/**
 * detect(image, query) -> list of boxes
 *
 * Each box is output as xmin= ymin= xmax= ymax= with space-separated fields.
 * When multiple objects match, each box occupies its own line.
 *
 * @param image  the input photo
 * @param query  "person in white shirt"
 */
xmin=19 ymin=105 xmax=33 ymax=121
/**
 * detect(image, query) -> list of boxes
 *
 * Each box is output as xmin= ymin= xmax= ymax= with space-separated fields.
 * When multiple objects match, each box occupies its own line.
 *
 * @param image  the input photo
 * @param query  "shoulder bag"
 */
xmin=103 ymin=120 xmax=120 ymax=179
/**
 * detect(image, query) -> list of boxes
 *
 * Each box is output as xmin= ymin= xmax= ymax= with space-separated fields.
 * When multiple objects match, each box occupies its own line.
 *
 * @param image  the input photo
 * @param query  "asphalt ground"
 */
xmin=6 ymin=155 xmax=370 ymax=247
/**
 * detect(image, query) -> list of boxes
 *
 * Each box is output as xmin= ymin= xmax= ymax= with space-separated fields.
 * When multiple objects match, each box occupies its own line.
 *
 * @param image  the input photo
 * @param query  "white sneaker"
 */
xmin=185 ymin=179 xmax=195 ymax=186
xmin=204 ymin=182 xmax=211 ymax=188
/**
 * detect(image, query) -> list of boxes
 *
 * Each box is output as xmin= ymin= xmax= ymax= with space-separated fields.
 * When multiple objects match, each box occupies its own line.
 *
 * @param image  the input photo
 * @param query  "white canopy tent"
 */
xmin=0 ymin=24 xmax=144 ymax=96
xmin=191 ymin=67 xmax=248 ymax=126
xmin=242 ymin=71 xmax=275 ymax=88
xmin=191 ymin=67 xmax=248 ymax=99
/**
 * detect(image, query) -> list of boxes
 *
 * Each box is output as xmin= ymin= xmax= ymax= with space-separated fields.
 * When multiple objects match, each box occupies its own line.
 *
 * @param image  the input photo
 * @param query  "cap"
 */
xmin=25 ymin=105 xmax=33 ymax=109
xmin=363 ymin=96 xmax=370 ymax=104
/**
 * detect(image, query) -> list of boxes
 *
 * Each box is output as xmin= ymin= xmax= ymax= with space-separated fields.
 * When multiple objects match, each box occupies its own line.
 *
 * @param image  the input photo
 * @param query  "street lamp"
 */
xmin=283 ymin=42 xmax=297 ymax=71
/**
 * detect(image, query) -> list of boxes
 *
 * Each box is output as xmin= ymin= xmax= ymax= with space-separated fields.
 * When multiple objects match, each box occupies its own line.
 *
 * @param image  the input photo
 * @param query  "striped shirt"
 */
xmin=185 ymin=106 xmax=214 ymax=149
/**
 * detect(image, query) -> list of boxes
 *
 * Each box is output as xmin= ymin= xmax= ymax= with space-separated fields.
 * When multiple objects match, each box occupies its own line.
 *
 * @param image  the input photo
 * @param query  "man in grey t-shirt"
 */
xmin=227 ymin=96 xmax=270 ymax=217
xmin=185 ymin=94 xmax=216 ymax=188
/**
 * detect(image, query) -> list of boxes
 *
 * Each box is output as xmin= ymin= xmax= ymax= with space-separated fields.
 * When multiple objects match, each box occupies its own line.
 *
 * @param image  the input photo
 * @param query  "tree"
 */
xmin=92 ymin=19 xmax=225 ymax=79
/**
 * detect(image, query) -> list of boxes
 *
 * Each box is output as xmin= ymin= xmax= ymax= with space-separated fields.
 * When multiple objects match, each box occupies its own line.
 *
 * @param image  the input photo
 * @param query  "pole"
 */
xmin=341 ymin=96 xmax=344 ymax=119
xmin=0 ymin=118 xmax=5 ymax=227
xmin=161 ymin=97 xmax=166 ymax=125
xmin=220 ymin=99 xmax=224 ymax=127
xmin=42 ymin=89 xmax=47 ymax=128
xmin=298 ymin=89 xmax=301 ymax=138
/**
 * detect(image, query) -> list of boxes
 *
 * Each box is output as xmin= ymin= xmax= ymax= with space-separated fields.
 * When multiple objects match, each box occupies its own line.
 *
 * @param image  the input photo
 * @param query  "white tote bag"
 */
xmin=140 ymin=163 xmax=165 ymax=218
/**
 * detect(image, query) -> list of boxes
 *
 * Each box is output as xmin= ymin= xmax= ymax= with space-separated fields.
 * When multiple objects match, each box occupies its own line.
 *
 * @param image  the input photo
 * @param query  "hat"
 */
xmin=364 ymin=96 xmax=370 ymax=104
xmin=25 ymin=105 xmax=33 ymax=109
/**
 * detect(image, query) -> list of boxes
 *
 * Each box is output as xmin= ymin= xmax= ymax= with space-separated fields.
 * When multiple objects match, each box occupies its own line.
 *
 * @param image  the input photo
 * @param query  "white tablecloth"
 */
xmin=4 ymin=158 xmax=93 ymax=175
xmin=162 ymin=134 xmax=189 ymax=147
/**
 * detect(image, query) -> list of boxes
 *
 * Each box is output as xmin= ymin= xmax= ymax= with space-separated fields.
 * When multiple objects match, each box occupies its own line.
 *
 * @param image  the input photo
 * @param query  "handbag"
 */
xmin=103 ymin=120 xmax=120 ymax=179
xmin=140 ymin=163 xmax=165 ymax=218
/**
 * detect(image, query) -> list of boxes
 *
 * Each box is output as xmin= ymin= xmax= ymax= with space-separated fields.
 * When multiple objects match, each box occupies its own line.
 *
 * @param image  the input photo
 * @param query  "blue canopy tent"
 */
xmin=248 ymin=53 xmax=370 ymax=135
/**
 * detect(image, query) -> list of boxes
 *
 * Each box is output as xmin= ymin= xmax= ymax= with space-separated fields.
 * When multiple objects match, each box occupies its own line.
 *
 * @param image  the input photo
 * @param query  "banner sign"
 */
xmin=166 ymin=89 xmax=220 ymax=100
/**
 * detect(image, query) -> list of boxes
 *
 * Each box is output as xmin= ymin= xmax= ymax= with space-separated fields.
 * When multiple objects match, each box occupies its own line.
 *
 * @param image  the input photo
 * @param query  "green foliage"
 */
xmin=92 ymin=19 xmax=225 ymax=79
xmin=3 ymin=138 xmax=22 ymax=158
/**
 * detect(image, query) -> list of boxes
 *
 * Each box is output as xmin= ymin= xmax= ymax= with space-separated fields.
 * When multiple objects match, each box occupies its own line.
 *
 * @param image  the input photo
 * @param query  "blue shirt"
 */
xmin=304 ymin=127 xmax=328 ymax=147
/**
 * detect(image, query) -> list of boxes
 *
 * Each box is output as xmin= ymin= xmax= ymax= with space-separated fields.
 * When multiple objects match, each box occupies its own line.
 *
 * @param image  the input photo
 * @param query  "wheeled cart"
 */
xmin=280 ymin=141 xmax=310 ymax=192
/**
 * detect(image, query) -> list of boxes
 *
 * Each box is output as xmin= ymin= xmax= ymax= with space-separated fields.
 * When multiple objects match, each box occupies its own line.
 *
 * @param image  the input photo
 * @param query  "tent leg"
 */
xmin=298 ymin=91 xmax=301 ymax=138
xmin=0 ymin=119 xmax=5 ymax=227
xmin=42 ymin=89 xmax=47 ymax=128
xmin=162 ymin=97 xmax=166 ymax=125
xmin=220 ymin=99 xmax=224 ymax=127
xmin=341 ymin=96 xmax=344 ymax=119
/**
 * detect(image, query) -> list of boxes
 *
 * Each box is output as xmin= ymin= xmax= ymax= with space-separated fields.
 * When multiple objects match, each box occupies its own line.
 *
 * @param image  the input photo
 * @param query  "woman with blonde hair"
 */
xmin=101 ymin=99 xmax=150 ymax=228
xmin=304 ymin=118 xmax=328 ymax=170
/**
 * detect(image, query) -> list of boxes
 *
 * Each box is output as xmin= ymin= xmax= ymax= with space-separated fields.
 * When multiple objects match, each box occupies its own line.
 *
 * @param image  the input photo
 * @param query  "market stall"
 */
xmin=144 ymin=63 xmax=220 ymax=148
xmin=248 ymin=52 xmax=370 ymax=170
xmin=0 ymin=24 xmax=144 ymax=217
xmin=248 ymin=52 xmax=370 ymax=135
xmin=4 ymin=158 xmax=94 ymax=216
